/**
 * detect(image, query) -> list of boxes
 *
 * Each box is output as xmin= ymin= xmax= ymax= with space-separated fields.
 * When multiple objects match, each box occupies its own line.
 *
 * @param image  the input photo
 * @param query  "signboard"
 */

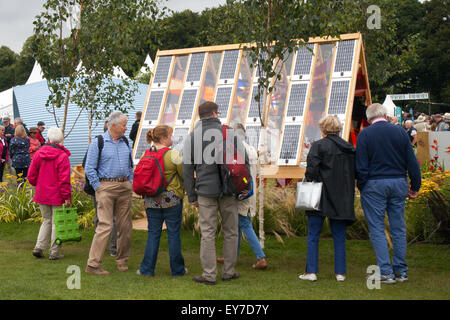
xmin=389 ymin=93 xmax=429 ymax=101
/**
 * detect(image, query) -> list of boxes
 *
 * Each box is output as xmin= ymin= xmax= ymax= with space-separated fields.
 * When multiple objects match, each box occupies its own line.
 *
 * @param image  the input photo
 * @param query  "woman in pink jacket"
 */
xmin=28 ymin=127 xmax=72 ymax=260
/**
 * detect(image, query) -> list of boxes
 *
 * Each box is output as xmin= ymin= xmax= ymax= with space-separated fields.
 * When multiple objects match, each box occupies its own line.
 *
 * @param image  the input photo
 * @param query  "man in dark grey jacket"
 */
xmin=183 ymin=101 xmax=246 ymax=285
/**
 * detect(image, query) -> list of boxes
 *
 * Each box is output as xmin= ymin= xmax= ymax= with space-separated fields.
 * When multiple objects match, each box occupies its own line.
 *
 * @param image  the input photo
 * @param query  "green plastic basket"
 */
xmin=54 ymin=205 xmax=81 ymax=245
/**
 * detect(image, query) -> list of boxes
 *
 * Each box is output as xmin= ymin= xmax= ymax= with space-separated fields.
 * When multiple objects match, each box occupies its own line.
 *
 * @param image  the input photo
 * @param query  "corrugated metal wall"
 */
xmin=13 ymin=79 xmax=148 ymax=165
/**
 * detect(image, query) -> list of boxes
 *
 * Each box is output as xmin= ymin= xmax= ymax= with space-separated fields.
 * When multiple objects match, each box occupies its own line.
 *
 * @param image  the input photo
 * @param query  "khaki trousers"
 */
xmin=34 ymin=204 xmax=62 ymax=256
xmin=198 ymin=195 xmax=239 ymax=281
xmin=87 ymin=181 xmax=133 ymax=268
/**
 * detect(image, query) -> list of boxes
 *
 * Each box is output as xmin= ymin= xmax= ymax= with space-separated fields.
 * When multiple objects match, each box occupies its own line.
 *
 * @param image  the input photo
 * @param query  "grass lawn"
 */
xmin=0 ymin=221 xmax=449 ymax=300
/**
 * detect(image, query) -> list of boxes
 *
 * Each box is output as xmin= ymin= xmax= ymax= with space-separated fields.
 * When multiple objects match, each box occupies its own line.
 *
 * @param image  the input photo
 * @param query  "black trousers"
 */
xmin=0 ymin=162 xmax=5 ymax=182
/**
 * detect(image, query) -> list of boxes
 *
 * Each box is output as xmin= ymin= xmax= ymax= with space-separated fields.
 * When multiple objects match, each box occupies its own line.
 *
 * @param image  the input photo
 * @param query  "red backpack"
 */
xmin=220 ymin=125 xmax=252 ymax=200
xmin=133 ymin=147 xmax=174 ymax=196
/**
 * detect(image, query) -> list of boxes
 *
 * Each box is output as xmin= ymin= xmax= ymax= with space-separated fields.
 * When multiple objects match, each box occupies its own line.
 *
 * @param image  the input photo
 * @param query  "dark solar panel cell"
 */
xmin=279 ymin=125 xmax=301 ymax=160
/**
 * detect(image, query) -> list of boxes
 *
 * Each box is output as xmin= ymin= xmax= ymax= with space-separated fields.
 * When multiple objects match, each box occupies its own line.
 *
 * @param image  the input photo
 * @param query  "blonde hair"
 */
xmin=14 ymin=125 xmax=27 ymax=138
xmin=319 ymin=115 xmax=342 ymax=135
xmin=146 ymin=125 xmax=173 ymax=144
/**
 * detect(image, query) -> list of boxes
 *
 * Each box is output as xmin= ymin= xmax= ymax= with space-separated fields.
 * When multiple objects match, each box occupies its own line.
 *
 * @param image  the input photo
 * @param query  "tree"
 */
xmin=0 ymin=46 xmax=18 ymax=91
xmin=416 ymin=0 xmax=450 ymax=106
xmin=33 ymin=0 xmax=167 ymax=140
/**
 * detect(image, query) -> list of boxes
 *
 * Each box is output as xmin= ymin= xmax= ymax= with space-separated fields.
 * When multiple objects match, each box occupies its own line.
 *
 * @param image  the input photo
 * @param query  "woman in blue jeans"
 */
xmin=137 ymin=125 xmax=187 ymax=277
xmin=299 ymin=115 xmax=356 ymax=282
xmin=217 ymin=124 xmax=267 ymax=270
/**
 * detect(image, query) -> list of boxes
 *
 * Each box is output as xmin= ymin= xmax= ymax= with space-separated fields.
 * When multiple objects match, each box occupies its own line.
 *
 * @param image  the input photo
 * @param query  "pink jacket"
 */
xmin=28 ymin=137 xmax=41 ymax=159
xmin=28 ymin=143 xmax=72 ymax=205
xmin=0 ymin=138 xmax=8 ymax=163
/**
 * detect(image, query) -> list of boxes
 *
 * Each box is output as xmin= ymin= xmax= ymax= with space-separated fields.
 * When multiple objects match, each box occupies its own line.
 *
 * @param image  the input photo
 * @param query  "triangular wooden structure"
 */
xmin=133 ymin=33 xmax=371 ymax=178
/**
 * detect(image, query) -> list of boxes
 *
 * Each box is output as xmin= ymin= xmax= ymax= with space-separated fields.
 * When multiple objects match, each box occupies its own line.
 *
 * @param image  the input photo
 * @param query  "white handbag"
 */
xmin=295 ymin=179 xmax=323 ymax=211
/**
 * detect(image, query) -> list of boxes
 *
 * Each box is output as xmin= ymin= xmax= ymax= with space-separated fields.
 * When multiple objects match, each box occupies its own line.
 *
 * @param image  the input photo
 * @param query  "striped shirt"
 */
xmin=85 ymin=131 xmax=133 ymax=191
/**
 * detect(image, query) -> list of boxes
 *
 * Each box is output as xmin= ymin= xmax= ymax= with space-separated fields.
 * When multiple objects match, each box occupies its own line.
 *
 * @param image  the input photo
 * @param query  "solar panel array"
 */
xmin=186 ymin=53 xmax=206 ymax=83
xmin=135 ymin=127 xmax=152 ymax=159
xmin=177 ymin=89 xmax=198 ymax=121
xmin=327 ymin=80 xmax=350 ymax=115
xmin=152 ymin=56 xmax=173 ymax=86
xmin=334 ymin=40 xmax=355 ymax=74
xmin=279 ymin=124 xmax=302 ymax=164
xmin=135 ymin=36 xmax=363 ymax=168
xmin=286 ymin=83 xmax=309 ymax=118
xmin=293 ymin=44 xmax=315 ymax=77
xmin=245 ymin=125 xmax=261 ymax=150
xmin=219 ymin=50 xmax=239 ymax=81
xmin=214 ymin=86 xmax=233 ymax=119
xmin=144 ymin=90 xmax=164 ymax=122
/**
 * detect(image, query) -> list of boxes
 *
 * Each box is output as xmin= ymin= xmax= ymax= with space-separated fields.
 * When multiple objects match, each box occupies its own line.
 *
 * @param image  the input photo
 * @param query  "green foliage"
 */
xmin=0 ymin=180 xmax=40 ymax=223
xmin=32 ymin=0 xmax=168 ymax=139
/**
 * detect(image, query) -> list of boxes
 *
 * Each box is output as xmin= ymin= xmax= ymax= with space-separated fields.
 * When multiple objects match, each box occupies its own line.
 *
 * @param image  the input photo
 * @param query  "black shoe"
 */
xmin=222 ymin=272 xmax=240 ymax=281
xmin=193 ymin=275 xmax=216 ymax=285
xmin=32 ymin=249 xmax=44 ymax=258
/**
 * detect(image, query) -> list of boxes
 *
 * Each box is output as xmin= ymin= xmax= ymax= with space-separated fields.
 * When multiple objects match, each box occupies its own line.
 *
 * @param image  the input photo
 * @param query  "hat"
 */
xmin=37 ymin=121 xmax=45 ymax=126
xmin=416 ymin=115 xmax=426 ymax=123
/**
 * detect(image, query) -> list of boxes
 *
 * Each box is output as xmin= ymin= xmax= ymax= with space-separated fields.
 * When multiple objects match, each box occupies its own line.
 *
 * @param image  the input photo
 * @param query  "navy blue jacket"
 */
xmin=9 ymin=137 xmax=31 ymax=169
xmin=356 ymin=120 xmax=421 ymax=192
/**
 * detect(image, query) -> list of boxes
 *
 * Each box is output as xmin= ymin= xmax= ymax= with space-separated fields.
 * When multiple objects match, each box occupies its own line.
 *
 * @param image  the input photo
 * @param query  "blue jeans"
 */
xmin=238 ymin=215 xmax=265 ymax=260
xmin=306 ymin=216 xmax=347 ymax=274
xmin=360 ymin=178 xmax=409 ymax=275
xmin=139 ymin=202 xmax=186 ymax=276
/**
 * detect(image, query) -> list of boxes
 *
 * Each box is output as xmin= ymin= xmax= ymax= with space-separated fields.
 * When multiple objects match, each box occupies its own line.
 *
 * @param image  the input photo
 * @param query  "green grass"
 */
xmin=0 ymin=222 xmax=449 ymax=300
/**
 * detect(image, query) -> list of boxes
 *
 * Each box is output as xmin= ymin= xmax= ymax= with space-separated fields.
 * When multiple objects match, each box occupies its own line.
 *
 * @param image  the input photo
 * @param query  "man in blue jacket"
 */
xmin=356 ymin=103 xmax=421 ymax=284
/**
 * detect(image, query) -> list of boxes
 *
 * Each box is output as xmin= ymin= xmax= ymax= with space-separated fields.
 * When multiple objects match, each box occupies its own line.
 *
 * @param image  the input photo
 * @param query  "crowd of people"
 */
xmin=0 ymin=116 xmax=47 ymax=183
xmin=25 ymin=101 xmax=424 ymax=285
xmin=389 ymin=112 xmax=450 ymax=146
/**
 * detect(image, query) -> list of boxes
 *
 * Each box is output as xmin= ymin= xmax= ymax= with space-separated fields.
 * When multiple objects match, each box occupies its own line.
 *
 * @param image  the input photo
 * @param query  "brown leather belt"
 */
xmin=100 ymin=177 xmax=128 ymax=182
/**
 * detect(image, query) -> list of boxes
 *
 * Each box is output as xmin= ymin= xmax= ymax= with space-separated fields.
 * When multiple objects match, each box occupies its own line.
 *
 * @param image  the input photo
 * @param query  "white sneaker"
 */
xmin=336 ymin=274 xmax=346 ymax=282
xmin=299 ymin=273 xmax=317 ymax=281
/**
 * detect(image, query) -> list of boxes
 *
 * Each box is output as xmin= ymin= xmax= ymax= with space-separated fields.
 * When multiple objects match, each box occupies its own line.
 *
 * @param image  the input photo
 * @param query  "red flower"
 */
xmin=418 ymin=159 xmax=421 ymax=164
xmin=430 ymin=166 xmax=435 ymax=170
xmin=431 ymin=145 xmax=436 ymax=150
xmin=433 ymin=140 xmax=438 ymax=144
xmin=430 ymin=159 xmax=435 ymax=163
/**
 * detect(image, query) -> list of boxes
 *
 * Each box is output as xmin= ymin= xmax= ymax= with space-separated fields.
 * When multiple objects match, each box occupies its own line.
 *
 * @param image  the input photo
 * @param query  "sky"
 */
xmin=0 ymin=0 xmax=226 ymax=54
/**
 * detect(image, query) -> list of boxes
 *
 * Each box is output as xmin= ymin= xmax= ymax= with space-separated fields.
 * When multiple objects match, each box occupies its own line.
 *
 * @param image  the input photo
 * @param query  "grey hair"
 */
xmin=366 ymin=103 xmax=387 ymax=122
xmin=2 ymin=116 xmax=10 ymax=121
xmin=47 ymin=127 xmax=63 ymax=144
xmin=14 ymin=117 xmax=23 ymax=124
xmin=232 ymin=123 xmax=246 ymax=141
xmin=405 ymin=120 xmax=413 ymax=126
xmin=107 ymin=111 xmax=126 ymax=129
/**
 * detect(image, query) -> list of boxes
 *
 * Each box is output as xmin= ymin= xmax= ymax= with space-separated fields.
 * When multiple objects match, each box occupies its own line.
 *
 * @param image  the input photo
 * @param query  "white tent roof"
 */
xmin=0 ymin=88 xmax=13 ymax=118
xmin=383 ymin=95 xmax=396 ymax=118
xmin=26 ymin=61 xmax=45 ymax=85
xmin=139 ymin=54 xmax=154 ymax=74
xmin=113 ymin=66 xmax=129 ymax=79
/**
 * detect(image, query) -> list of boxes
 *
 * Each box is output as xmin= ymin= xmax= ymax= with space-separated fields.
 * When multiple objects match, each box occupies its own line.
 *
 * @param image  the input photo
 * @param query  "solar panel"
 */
xmin=219 ymin=50 xmax=239 ymax=81
xmin=144 ymin=90 xmax=164 ymax=122
xmin=177 ymin=89 xmax=198 ymax=121
xmin=279 ymin=124 xmax=302 ymax=164
xmin=286 ymin=83 xmax=308 ymax=119
xmin=247 ymin=86 xmax=264 ymax=121
xmin=152 ymin=56 xmax=173 ymax=86
xmin=245 ymin=125 xmax=261 ymax=150
xmin=186 ymin=52 xmax=206 ymax=84
xmin=214 ymin=86 xmax=233 ymax=118
xmin=327 ymin=80 xmax=350 ymax=115
xmin=334 ymin=40 xmax=355 ymax=74
xmin=292 ymin=44 xmax=314 ymax=78
xmin=134 ymin=127 xmax=152 ymax=160
xmin=172 ymin=127 xmax=190 ymax=153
